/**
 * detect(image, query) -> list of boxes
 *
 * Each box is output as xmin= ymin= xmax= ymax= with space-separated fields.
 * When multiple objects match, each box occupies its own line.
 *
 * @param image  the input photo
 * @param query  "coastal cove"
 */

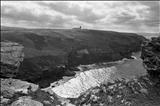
xmin=1 ymin=1 xmax=160 ymax=105
xmin=43 ymin=52 xmax=146 ymax=98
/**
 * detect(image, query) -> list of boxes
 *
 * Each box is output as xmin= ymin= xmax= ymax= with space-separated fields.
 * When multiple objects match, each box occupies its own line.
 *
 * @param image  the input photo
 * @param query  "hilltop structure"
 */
xmin=72 ymin=26 xmax=82 ymax=30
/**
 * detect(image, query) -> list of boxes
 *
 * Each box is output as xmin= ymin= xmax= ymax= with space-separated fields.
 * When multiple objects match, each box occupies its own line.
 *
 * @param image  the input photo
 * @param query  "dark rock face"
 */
xmin=141 ymin=37 xmax=160 ymax=78
xmin=17 ymin=56 xmax=75 ymax=88
xmin=0 ymin=41 xmax=24 ymax=77
xmin=0 ymin=41 xmax=75 ymax=88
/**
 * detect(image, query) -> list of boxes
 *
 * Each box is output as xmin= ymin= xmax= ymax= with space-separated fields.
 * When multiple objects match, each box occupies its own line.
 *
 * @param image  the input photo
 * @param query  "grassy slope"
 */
xmin=1 ymin=27 xmax=145 ymax=58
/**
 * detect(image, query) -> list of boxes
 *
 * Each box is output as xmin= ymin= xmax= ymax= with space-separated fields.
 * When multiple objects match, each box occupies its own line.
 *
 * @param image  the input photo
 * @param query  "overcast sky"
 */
xmin=1 ymin=1 xmax=160 ymax=33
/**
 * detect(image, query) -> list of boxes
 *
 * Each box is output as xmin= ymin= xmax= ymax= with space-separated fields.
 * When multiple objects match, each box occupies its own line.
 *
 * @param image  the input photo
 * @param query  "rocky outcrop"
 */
xmin=0 ymin=77 xmax=74 ymax=106
xmin=70 ymin=76 xmax=160 ymax=106
xmin=141 ymin=37 xmax=160 ymax=78
xmin=0 ymin=78 xmax=39 ymax=106
xmin=1 ymin=78 xmax=39 ymax=98
xmin=1 ymin=41 xmax=24 ymax=77
xmin=49 ymin=67 xmax=116 ymax=98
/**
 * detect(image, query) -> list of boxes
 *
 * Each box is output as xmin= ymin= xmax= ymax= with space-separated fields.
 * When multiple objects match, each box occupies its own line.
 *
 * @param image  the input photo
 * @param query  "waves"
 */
xmin=46 ymin=52 xmax=145 ymax=98
xmin=51 ymin=67 xmax=116 ymax=98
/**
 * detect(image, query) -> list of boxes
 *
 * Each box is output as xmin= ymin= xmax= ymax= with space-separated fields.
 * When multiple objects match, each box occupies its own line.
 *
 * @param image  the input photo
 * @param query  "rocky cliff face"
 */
xmin=0 ymin=41 xmax=42 ymax=106
xmin=1 ymin=41 xmax=24 ymax=77
xmin=141 ymin=36 xmax=160 ymax=78
xmin=0 ymin=41 xmax=75 ymax=87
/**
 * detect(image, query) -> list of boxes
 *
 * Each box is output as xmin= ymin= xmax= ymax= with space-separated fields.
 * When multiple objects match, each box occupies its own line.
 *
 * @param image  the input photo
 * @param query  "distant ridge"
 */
xmin=1 ymin=26 xmax=28 ymax=31
xmin=138 ymin=32 xmax=160 ymax=39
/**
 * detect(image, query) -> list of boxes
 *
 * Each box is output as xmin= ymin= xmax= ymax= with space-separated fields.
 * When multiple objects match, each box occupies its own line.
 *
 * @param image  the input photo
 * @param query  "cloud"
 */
xmin=140 ymin=1 xmax=160 ymax=27
xmin=100 ymin=1 xmax=160 ymax=32
xmin=1 ymin=4 xmax=72 ymax=28
xmin=1 ymin=5 xmax=50 ymax=23
xmin=38 ymin=2 xmax=104 ymax=23
xmin=1 ymin=1 xmax=159 ymax=32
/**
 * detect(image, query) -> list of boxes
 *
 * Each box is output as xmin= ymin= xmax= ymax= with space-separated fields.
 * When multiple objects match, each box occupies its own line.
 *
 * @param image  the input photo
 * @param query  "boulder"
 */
xmin=0 ymin=96 xmax=10 ymax=105
xmin=1 ymin=78 xmax=39 ymax=98
xmin=1 ymin=41 xmax=24 ymax=77
xmin=11 ymin=96 xmax=43 ymax=106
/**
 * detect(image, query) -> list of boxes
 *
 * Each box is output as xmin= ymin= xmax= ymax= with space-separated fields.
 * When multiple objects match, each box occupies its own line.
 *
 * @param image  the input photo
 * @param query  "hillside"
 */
xmin=1 ymin=26 xmax=146 ymax=83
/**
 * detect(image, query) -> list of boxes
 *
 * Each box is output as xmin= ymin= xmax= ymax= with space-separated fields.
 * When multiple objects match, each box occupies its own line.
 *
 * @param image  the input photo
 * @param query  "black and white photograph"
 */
xmin=1 ymin=1 xmax=160 ymax=106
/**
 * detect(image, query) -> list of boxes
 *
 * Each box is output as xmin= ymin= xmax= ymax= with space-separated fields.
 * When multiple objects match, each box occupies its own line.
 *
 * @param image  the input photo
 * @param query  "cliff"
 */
xmin=141 ymin=36 xmax=160 ymax=78
xmin=1 ymin=41 xmax=24 ymax=77
xmin=1 ymin=27 xmax=145 ymax=83
xmin=0 ymin=41 xmax=40 ymax=106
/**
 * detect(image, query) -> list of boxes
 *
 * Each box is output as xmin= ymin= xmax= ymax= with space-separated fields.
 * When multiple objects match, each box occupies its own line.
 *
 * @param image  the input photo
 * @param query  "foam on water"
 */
xmin=52 ymin=67 xmax=116 ymax=98
xmin=50 ymin=52 xmax=145 ymax=98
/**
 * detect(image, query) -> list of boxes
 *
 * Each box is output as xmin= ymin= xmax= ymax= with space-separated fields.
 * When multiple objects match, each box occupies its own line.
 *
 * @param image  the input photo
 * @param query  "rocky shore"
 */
xmin=1 ymin=36 xmax=160 ymax=106
xmin=68 ymin=36 xmax=160 ymax=106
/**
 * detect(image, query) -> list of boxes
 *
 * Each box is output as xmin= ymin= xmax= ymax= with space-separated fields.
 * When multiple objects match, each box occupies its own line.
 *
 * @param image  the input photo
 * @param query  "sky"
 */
xmin=1 ymin=1 xmax=160 ymax=33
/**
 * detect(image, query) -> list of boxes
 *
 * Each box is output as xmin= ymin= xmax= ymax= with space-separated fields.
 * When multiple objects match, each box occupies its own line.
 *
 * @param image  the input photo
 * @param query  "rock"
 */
xmin=11 ymin=96 xmax=43 ymax=106
xmin=59 ymin=99 xmax=75 ymax=106
xmin=51 ymin=66 xmax=116 ymax=98
xmin=1 ymin=78 xmax=39 ymax=98
xmin=1 ymin=41 xmax=24 ymax=77
xmin=43 ymin=100 xmax=51 ymax=105
xmin=107 ymin=95 xmax=113 ymax=103
xmin=141 ymin=36 xmax=160 ymax=78
xmin=90 ymin=94 xmax=99 ymax=102
xmin=139 ymin=88 xmax=148 ymax=94
xmin=0 ymin=96 xmax=10 ymax=104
